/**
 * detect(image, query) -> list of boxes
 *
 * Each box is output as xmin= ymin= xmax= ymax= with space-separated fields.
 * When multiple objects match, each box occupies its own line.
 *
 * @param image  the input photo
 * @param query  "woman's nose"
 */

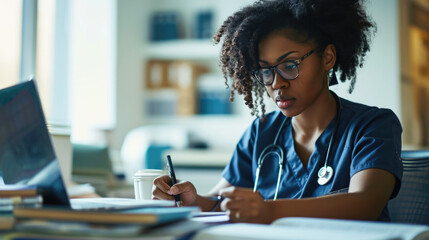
xmin=271 ymin=71 xmax=290 ymax=89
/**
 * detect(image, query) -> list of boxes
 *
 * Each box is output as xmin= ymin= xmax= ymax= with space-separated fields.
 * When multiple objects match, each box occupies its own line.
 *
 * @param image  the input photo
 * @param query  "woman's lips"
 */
xmin=275 ymin=95 xmax=294 ymax=109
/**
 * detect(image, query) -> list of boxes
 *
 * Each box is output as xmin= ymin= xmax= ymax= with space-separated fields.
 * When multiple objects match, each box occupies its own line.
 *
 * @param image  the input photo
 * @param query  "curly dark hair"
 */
xmin=213 ymin=0 xmax=376 ymax=116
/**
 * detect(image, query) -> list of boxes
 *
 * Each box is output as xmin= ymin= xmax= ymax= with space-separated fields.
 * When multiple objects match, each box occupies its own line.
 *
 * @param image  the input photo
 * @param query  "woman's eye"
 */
xmin=261 ymin=69 xmax=272 ymax=76
xmin=280 ymin=62 xmax=297 ymax=72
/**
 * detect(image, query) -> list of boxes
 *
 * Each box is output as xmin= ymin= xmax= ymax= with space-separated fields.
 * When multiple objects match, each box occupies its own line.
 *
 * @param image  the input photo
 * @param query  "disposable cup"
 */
xmin=133 ymin=169 xmax=164 ymax=200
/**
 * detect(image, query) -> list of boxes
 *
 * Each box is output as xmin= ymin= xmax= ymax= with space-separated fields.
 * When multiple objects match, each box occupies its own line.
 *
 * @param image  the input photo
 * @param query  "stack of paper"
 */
xmin=6 ymin=219 xmax=208 ymax=239
xmin=12 ymin=205 xmax=200 ymax=237
xmin=0 ymin=185 xmax=42 ymax=230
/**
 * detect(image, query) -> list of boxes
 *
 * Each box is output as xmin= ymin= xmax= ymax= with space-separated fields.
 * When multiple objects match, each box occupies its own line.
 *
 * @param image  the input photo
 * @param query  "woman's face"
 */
xmin=258 ymin=31 xmax=330 ymax=117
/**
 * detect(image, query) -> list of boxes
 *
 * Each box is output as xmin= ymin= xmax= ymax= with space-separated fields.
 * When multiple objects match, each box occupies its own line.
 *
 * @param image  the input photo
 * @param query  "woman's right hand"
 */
xmin=152 ymin=174 xmax=198 ymax=206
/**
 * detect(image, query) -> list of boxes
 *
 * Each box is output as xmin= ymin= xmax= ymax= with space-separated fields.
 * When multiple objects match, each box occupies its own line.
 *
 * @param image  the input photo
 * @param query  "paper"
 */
xmin=192 ymin=217 xmax=429 ymax=240
xmin=192 ymin=212 xmax=229 ymax=224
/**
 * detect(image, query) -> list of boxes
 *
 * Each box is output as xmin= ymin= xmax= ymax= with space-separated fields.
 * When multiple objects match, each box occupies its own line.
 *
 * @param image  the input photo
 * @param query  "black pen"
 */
xmin=166 ymin=155 xmax=181 ymax=207
xmin=208 ymin=195 xmax=224 ymax=212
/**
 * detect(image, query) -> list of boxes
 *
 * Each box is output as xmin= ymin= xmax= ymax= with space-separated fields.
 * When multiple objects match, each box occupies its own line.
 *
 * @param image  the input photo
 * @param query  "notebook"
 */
xmin=0 ymin=80 xmax=173 ymax=210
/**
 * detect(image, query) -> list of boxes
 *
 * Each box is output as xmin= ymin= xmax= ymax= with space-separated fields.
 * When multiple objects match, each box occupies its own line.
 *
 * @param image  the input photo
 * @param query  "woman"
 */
xmin=153 ymin=0 xmax=402 ymax=224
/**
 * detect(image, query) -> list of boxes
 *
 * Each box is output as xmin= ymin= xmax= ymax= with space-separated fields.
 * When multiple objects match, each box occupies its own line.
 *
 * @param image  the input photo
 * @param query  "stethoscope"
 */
xmin=253 ymin=95 xmax=341 ymax=200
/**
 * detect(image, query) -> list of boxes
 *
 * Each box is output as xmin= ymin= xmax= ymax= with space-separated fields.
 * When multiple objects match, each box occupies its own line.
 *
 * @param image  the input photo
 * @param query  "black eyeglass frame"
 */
xmin=252 ymin=48 xmax=317 ymax=86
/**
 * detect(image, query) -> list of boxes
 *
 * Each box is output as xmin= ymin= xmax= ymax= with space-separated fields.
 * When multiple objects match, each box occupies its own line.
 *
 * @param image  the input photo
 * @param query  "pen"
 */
xmin=166 ymin=155 xmax=181 ymax=207
xmin=208 ymin=195 xmax=224 ymax=212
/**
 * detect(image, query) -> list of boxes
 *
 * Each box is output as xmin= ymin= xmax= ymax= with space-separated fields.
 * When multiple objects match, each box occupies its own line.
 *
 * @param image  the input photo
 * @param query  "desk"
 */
xmin=3 ymin=216 xmax=429 ymax=240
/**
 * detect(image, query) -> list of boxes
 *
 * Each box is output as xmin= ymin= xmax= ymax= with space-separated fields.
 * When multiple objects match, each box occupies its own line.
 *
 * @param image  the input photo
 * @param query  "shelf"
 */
xmin=143 ymin=39 xmax=221 ymax=60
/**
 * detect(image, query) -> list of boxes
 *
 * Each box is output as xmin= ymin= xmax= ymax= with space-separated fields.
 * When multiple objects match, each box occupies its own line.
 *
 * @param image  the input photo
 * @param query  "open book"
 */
xmin=192 ymin=217 xmax=429 ymax=240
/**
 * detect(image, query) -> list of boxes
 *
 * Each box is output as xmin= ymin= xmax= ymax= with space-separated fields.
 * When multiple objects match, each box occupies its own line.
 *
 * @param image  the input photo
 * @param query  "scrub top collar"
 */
xmin=283 ymin=92 xmax=342 ymax=188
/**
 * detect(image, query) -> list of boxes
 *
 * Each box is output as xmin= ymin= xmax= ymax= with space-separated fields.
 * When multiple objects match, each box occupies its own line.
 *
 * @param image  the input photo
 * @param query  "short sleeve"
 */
xmin=351 ymin=109 xmax=403 ymax=198
xmin=222 ymin=121 xmax=257 ymax=188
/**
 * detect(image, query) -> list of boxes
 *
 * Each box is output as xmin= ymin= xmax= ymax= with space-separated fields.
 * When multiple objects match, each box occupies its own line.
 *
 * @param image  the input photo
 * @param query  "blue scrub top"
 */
xmin=222 ymin=94 xmax=403 ymax=221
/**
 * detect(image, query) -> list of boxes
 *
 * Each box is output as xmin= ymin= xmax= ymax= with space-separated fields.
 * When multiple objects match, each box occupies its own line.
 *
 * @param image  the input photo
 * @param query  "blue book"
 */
xmin=198 ymin=91 xmax=231 ymax=114
xmin=13 ymin=206 xmax=199 ymax=225
xmin=7 ymin=218 xmax=208 ymax=239
xmin=13 ymin=220 xmax=144 ymax=238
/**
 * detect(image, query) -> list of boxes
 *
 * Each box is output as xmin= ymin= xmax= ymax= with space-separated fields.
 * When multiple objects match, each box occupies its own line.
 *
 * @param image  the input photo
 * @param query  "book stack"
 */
xmin=0 ymin=185 xmax=42 ymax=230
xmin=0 ymin=185 xmax=42 ymax=212
xmin=11 ymin=205 xmax=200 ymax=238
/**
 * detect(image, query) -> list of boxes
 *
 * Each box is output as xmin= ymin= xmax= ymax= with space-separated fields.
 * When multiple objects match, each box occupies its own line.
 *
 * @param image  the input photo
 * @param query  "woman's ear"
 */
xmin=323 ymin=44 xmax=336 ymax=70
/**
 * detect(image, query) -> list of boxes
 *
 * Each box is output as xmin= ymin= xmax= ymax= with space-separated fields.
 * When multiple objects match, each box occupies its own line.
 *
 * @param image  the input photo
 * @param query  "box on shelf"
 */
xmin=144 ymin=60 xmax=208 ymax=116
xmin=175 ymin=61 xmax=207 ymax=116
xmin=146 ymin=60 xmax=171 ymax=89
xmin=194 ymin=10 xmax=214 ymax=39
xmin=150 ymin=11 xmax=182 ymax=41
xmin=197 ymin=74 xmax=231 ymax=115
xmin=144 ymin=89 xmax=177 ymax=116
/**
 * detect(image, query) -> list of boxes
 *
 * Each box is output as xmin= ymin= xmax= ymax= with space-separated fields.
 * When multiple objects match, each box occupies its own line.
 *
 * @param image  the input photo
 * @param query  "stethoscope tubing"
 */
xmin=253 ymin=94 xmax=341 ymax=200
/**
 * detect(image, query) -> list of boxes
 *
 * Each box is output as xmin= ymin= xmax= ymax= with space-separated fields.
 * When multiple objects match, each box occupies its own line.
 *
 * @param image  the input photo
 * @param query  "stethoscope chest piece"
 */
xmin=317 ymin=166 xmax=334 ymax=185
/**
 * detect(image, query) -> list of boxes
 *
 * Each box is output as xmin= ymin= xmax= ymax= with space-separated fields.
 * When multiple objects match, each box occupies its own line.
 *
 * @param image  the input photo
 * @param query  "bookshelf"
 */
xmin=139 ymin=0 xmax=261 ymax=123
xmin=143 ymin=37 xmax=238 ymax=121
xmin=113 ymin=1 xmax=259 ymax=187
xmin=130 ymin=2 xmax=266 ymax=192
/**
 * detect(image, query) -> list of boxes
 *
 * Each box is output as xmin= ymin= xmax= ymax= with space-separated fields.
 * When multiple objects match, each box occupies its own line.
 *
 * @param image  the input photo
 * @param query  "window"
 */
xmin=0 ymin=1 xmax=22 ymax=88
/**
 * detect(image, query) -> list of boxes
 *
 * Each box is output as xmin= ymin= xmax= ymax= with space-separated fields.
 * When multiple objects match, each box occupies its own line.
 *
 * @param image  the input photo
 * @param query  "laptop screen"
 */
xmin=0 ymin=80 xmax=71 ymax=207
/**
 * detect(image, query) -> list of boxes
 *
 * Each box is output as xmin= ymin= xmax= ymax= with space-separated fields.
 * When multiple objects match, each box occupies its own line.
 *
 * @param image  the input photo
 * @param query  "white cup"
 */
xmin=133 ymin=169 xmax=165 ymax=200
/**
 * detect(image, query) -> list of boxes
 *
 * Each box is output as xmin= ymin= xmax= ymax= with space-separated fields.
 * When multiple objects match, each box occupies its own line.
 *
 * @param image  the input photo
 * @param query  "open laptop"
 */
xmin=0 ymin=80 xmax=173 ymax=210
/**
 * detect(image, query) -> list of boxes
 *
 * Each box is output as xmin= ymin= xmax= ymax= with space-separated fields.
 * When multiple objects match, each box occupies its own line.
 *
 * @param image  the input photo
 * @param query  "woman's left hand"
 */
xmin=219 ymin=186 xmax=272 ymax=223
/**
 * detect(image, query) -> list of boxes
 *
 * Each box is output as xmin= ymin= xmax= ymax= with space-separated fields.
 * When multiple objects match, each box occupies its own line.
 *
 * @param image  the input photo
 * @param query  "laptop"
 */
xmin=0 ymin=80 xmax=173 ymax=210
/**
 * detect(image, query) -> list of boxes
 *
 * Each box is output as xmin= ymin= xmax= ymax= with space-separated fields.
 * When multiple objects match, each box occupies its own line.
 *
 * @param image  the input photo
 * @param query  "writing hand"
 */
xmin=152 ymin=175 xmax=197 ymax=206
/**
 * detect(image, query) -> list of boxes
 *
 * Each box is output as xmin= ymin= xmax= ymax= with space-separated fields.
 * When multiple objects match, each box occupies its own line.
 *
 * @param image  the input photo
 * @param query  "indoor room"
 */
xmin=1 ymin=0 xmax=429 ymax=237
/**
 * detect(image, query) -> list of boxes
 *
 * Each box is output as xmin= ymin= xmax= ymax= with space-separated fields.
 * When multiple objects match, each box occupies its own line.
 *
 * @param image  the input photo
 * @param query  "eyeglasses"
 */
xmin=252 ymin=48 xmax=317 ymax=86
